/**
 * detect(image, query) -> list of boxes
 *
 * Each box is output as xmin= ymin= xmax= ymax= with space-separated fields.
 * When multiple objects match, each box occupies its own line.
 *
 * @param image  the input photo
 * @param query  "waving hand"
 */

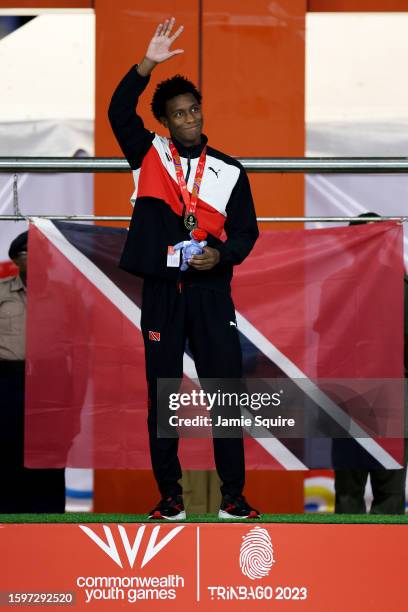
xmin=146 ymin=17 xmax=184 ymax=63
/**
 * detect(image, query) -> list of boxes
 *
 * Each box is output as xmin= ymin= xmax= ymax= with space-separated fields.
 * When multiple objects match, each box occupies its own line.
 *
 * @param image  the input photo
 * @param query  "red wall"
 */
xmin=1 ymin=1 xmax=93 ymax=7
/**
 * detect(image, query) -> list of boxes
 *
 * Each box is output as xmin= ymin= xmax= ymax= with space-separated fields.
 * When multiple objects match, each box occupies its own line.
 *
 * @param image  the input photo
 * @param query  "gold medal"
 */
xmin=169 ymin=141 xmax=206 ymax=235
xmin=184 ymin=213 xmax=198 ymax=231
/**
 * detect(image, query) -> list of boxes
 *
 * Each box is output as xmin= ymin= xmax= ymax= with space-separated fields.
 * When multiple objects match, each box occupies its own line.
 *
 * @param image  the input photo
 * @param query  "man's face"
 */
xmin=12 ymin=251 xmax=27 ymax=276
xmin=161 ymin=93 xmax=203 ymax=146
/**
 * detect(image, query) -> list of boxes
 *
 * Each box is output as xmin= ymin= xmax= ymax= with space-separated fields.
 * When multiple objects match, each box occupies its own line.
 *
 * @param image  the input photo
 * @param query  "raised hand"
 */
xmin=145 ymin=17 xmax=184 ymax=64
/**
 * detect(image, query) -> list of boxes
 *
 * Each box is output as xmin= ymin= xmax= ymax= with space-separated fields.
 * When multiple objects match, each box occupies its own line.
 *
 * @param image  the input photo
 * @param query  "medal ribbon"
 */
xmin=169 ymin=140 xmax=207 ymax=219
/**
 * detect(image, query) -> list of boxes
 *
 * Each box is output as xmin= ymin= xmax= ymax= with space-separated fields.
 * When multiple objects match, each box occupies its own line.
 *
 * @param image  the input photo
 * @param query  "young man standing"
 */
xmin=109 ymin=18 xmax=260 ymax=519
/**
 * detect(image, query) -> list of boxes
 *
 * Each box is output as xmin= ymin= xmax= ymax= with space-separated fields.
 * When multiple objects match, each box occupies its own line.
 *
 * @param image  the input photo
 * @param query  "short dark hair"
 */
xmin=8 ymin=231 xmax=28 ymax=260
xmin=349 ymin=212 xmax=381 ymax=226
xmin=151 ymin=75 xmax=202 ymax=121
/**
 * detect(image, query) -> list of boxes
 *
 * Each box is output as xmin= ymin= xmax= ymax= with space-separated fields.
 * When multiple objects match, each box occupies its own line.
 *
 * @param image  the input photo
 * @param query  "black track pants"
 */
xmin=141 ymin=278 xmax=245 ymax=499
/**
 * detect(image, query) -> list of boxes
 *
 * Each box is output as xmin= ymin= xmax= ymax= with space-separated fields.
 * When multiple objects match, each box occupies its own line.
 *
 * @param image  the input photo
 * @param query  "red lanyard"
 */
xmin=169 ymin=140 xmax=207 ymax=231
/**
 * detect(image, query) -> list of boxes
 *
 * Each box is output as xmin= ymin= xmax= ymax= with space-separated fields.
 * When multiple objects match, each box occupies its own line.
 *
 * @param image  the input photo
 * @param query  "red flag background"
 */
xmin=25 ymin=219 xmax=404 ymax=469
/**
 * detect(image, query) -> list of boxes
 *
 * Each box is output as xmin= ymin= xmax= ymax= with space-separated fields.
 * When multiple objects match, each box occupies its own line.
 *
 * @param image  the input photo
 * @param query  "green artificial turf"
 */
xmin=1 ymin=512 xmax=408 ymax=524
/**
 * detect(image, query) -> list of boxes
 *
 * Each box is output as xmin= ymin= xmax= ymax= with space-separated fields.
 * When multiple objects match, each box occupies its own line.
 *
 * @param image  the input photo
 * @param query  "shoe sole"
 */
xmin=149 ymin=510 xmax=186 ymax=521
xmin=218 ymin=510 xmax=260 ymax=519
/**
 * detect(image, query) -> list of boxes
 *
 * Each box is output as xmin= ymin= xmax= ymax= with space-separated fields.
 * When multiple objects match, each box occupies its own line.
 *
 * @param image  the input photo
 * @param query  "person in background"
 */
xmin=334 ymin=213 xmax=407 ymax=514
xmin=0 ymin=231 xmax=65 ymax=513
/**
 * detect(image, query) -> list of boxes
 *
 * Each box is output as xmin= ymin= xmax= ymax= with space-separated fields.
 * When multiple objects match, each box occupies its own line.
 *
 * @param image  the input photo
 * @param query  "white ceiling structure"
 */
xmin=0 ymin=12 xmax=95 ymax=260
xmin=306 ymin=12 xmax=408 ymax=124
xmin=305 ymin=13 xmax=408 ymax=265
xmin=0 ymin=12 xmax=95 ymax=156
xmin=0 ymin=12 xmax=94 ymax=122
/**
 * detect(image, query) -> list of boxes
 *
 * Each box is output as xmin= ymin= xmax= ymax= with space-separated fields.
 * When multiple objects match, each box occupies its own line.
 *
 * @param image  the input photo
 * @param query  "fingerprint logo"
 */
xmin=239 ymin=527 xmax=275 ymax=580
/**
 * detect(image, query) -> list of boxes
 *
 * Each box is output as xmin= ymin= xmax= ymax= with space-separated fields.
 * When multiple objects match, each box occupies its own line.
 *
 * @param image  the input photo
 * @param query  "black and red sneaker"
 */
xmin=148 ymin=495 xmax=186 ymax=520
xmin=218 ymin=495 xmax=260 ymax=519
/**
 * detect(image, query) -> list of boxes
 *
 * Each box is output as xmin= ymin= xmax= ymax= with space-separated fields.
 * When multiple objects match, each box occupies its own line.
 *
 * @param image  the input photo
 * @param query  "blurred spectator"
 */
xmin=334 ymin=213 xmax=407 ymax=514
xmin=0 ymin=231 xmax=65 ymax=513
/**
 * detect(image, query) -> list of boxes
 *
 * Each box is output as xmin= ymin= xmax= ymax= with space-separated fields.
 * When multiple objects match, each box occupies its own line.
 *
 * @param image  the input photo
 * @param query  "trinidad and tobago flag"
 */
xmin=24 ymin=218 xmax=405 ymax=470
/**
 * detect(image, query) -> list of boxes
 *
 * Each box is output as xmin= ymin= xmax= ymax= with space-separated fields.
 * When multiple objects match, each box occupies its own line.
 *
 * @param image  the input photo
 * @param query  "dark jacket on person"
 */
xmin=108 ymin=66 xmax=259 ymax=293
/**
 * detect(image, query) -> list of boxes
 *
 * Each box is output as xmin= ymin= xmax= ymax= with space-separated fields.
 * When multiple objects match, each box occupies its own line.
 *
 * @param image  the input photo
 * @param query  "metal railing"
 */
xmin=0 ymin=215 xmax=405 ymax=223
xmin=0 ymin=157 xmax=407 ymax=222
xmin=1 ymin=157 xmax=408 ymax=174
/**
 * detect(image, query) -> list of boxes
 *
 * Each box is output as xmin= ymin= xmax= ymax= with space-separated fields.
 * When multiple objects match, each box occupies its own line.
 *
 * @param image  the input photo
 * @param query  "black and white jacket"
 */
xmin=108 ymin=66 xmax=259 ymax=292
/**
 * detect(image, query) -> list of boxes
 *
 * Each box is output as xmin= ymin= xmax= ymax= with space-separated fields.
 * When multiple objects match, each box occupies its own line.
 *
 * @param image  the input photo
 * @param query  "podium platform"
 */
xmin=1 ymin=514 xmax=407 ymax=611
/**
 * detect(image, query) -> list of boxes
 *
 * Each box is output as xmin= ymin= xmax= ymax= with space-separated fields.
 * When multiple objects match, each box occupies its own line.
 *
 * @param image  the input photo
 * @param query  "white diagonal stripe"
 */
xmin=235 ymin=310 xmax=402 ymax=469
xmin=31 ymin=219 xmax=303 ymax=469
xmin=32 ymin=218 xmax=141 ymax=327
xmin=182 ymin=349 xmax=305 ymax=469
xmin=34 ymin=219 xmax=400 ymax=469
